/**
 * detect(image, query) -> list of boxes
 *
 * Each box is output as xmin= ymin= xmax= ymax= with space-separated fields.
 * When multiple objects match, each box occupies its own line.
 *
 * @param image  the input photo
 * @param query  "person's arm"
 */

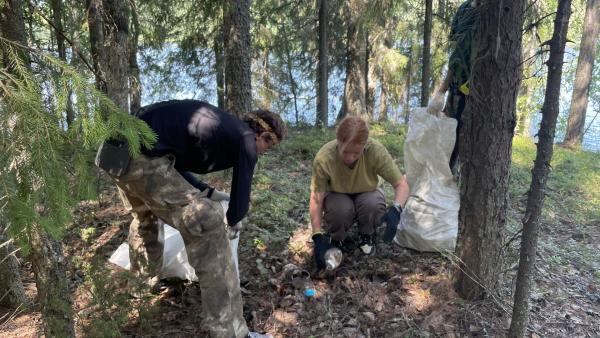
xmin=309 ymin=190 xmax=326 ymax=233
xmin=228 ymin=134 xmax=258 ymax=226
xmin=391 ymin=175 xmax=409 ymax=208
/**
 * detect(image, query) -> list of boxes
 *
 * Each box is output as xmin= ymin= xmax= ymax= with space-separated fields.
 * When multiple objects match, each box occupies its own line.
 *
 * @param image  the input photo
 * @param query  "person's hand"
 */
xmin=381 ymin=204 xmax=402 ymax=243
xmin=209 ymin=188 xmax=230 ymax=202
xmin=227 ymin=220 xmax=244 ymax=240
xmin=312 ymin=233 xmax=331 ymax=270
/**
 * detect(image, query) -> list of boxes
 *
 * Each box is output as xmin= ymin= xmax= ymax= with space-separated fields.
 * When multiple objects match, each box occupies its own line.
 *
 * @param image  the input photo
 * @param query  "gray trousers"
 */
xmin=323 ymin=188 xmax=386 ymax=241
xmin=113 ymin=154 xmax=248 ymax=338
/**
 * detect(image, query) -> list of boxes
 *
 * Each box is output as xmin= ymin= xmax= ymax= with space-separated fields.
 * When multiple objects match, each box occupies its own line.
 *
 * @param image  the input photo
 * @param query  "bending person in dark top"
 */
xmin=101 ymin=100 xmax=286 ymax=338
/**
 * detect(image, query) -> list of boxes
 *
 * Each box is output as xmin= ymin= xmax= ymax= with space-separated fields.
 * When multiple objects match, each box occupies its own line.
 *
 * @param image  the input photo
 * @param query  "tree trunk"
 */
xmin=563 ymin=0 xmax=599 ymax=147
xmin=261 ymin=49 xmax=272 ymax=109
xmin=103 ymin=0 xmax=130 ymax=112
xmin=281 ymin=23 xmax=299 ymax=124
xmin=224 ymin=0 xmax=252 ymax=117
xmin=214 ymin=25 xmax=225 ymax=109
xmin=342 ymin=0 xmax=367 ymax=119
xmin=366 ymin=32 xmax=375 ymax=119
xmin=0 ymin=233 xmax=26 ymax=308
xmin=420 ymin=0 xmax=432 ymax=106
xmin=128 ymin=0 xmax=141 ymax=114
xmin=509 ymin=1 xmax=572 ymax=336
xmin=50 ymin=0 xmax=75 ymax=127
xmin=453 ymin=0 xmax=525 ymax=300
xmin=86 ymin=0 xmax=107 ymax=93
xmin=29 ymin=228 xmax=75 ymax=337
xmin=1 ymin=1 xmax=74 ymax=335
xmin=86 ymin=0 xmax=130 ymax=112
xmin=404 ymin=46 xmax=413 ymax=124
xmin=316 ymin=0 xmax=328 ymax=127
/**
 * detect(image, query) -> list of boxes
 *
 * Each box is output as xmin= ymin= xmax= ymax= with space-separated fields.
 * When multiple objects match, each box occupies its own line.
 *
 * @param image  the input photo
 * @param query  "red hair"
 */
xmin=336 ymin=116 xmax=369 ymax=145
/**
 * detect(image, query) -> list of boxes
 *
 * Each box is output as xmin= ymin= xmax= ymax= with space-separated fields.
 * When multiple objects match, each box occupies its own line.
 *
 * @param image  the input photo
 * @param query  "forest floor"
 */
xmin=1 ymin=126 xmax=599 ymax=337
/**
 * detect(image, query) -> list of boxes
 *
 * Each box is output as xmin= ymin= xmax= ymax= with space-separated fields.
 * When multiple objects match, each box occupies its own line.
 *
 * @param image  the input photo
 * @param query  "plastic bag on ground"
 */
xmin=109 ymin=200 xmax=239 ymax=281
xmin=393 ymin=106 xmax=459 ymax=252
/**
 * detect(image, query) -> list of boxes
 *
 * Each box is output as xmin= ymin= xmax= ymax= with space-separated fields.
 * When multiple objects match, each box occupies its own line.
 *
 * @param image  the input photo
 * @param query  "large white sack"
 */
xmin=109 ymin=200 xmax=239 ymax=281
xmin=394 ymin=106 xmax=459 ymax=252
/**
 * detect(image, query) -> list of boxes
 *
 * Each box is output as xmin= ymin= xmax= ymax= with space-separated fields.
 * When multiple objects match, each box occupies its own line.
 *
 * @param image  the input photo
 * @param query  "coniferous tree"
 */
xmin=224 ymin=0 xmax=252 ymax=117
xmin=509 ymin=0 xmax=573 ymax=335
xmin=563 ymin=0 xmax=599 ymax=147
xmin=420 ymin=0 xmax=433 ymax=106
xmin=453 ymin=0 xmax=525 ymax=300
xmin=316 ymin=0 xmax=328 ymax=127
xmin=340 ymin=0 xmax=367 ymax=120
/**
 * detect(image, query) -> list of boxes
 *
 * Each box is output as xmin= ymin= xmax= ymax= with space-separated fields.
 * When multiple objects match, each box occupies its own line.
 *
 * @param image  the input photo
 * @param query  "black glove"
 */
xmin=312 ymin=233 xmax=331 ymax=270
xmin=381 ymin=205 xmax=402 ymax=243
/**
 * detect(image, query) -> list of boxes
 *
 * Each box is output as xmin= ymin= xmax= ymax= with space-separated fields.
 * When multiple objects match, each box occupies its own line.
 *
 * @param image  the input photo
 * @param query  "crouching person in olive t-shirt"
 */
xmin=309 ymin=116 xmax=409 ymax=270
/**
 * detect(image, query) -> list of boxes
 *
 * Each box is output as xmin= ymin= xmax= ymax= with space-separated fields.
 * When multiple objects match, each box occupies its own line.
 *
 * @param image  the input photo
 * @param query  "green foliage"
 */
xmin=0 ymin=38 xmax=156 ymax=252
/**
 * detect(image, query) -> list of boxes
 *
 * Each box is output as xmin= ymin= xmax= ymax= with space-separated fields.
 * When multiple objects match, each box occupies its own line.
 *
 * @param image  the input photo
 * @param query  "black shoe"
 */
xmin=359 ymin=234 xmax=375 ymax=255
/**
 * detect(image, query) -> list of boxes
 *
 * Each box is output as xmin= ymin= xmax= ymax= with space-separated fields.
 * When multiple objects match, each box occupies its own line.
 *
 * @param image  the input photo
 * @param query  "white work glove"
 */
xmin=227 ymin=220 xmax=244 ymax=240
xmin=209 ymin=188 xmax=230 ymax=202
xmin=427 ymin=90 xmax=446 ymax=115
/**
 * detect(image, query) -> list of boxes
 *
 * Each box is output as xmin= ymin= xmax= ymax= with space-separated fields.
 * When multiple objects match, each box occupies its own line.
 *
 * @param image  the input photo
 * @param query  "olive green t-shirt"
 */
xmin=311 ymin=138 xmax=402 ymax=194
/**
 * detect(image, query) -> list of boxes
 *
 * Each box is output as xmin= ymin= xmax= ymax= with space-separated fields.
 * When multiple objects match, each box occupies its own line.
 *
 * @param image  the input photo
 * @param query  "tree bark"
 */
xmin=86 ymin=0 xmax=107 ymax=93
xmin=0 ymin=233 xmax=26 ymax=308
xmin=404 ymin=46 xmax=413 ymax=124
xmin=224 ymin=0 xmax=252 ymax=117
xmin=214 ymin=24 xmax=225 ymax=109
xmin=509 ymin=1 xmax=572 ymax=336
xmin=342 ymin=0 xmax=367 ymax=119
xmin=50 ymin=0 xmax=75 ymax=127
xmin=563 ymin=0 xmax=599 ymax=147
xmin=316 ymin=0 xmax=328 ymax=127
xmin=86 ymin=0 xmax=130 ymax=112
xmin=28 ymin=228 xmax=75 ymax=337
xmin=453 ymin=0 xmax=525 ymax=300
xmin=128 ymin=0 xmax=141 ymax=114
xmin=281 ymin=23 xmax=299 ymax=124
xmin=420 ymin=0 xmax=433 ymax=106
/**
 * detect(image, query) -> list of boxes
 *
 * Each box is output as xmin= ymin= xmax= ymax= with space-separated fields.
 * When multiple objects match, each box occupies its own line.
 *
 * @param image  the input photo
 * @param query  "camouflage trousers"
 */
xmin=112 ymin=154 xmax=248 ymax=338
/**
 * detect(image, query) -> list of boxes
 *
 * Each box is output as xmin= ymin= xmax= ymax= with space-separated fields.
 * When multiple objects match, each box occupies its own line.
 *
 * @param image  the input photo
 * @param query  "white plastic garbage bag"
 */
xmin=109 ymin=200 xmax=239 ymax=281
xmin=393 ymin=106 xmax=460 ymax=252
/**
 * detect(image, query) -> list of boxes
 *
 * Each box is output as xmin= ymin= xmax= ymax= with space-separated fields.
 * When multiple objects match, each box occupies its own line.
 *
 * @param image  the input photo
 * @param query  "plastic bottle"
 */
xmin=324 ymin=247 xmax=343 ymax=271
xmin=303 ymin=279 xmax=316 ymax=299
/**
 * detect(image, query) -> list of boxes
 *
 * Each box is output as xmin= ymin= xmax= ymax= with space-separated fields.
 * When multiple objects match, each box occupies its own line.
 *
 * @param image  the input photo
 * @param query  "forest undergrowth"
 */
xmin=0 ymin=125 xmax=599 ymax=337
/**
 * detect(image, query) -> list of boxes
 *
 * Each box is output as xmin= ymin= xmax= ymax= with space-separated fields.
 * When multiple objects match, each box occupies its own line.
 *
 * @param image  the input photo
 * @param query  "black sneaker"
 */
xmin=359 ymin=234 xmax=375 ymax=255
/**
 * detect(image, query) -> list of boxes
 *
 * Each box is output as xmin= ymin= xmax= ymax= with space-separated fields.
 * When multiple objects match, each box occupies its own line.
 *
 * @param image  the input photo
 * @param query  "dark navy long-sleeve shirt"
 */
xmin=137 ymin=100 xmax=257 ymax=226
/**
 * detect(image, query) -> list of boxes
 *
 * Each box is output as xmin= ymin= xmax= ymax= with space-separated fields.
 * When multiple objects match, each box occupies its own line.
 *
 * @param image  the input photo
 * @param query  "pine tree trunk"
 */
xmin=454 ymin=0 xmax=525 ymax=300
xmin=366 ymin=32 xmax=376 ymax=120
xmin=50 ymin=0 xmax=75 ymax=127
xmin=281 ymin=23 xmax=299 ymax=124
xmin=86 ymin=0 xmax=107 ymax=93
xmin=509 ymin=1 xmax=572 ymax=336
xmin=224 ymin=0 xmax=252 ymax=117
xmin=214 ymin=25 xmax=225 ymax=109
xmin=342 ymin=0 xmax=367 ymax=119
xmin=404 ymin=47 xmax=412 ymax=124
xmin=29 ymin=229 xmax=75 ymax=337
xmin=86 ymin=0 xmax=130 ymax=112
xmin=316 ymin=0 xmax=328 ymax=127
xmin=420 ymin=0 xmax=432 ymax=106
xmin=103 ymin=0 xmax=130 ymax=112
xmin=129 ymin=0 xmax=141 ymax=114
xmin=563 ymin=0 xmax=599 ymax=147
xmin=261 ymin=49 xmax=272 ymax=109
xmin=0 ymin=232 xmax=26 ymax=308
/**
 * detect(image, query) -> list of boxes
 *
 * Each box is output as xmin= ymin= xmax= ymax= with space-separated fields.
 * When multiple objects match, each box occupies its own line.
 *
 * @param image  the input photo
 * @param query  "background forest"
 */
xmin=0 ymin=0 xmax=599 ymax=337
